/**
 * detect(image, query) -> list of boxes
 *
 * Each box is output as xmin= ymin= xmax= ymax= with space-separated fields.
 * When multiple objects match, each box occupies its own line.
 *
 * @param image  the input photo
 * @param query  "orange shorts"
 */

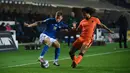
xmin=72 ymin=36 xmax=93 ymax=49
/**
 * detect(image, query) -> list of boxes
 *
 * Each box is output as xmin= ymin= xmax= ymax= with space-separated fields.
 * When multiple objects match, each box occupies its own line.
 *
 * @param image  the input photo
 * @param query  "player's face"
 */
xmin=82 ymin=12 xmax=91 ymax=20
xmin=56 ymin=16 xmax=63 ymax=23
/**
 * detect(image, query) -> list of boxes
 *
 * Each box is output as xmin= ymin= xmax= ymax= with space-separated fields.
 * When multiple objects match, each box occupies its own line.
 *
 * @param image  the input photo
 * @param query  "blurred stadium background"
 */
xmin=0 ymin=0 xmax=130 ymax=73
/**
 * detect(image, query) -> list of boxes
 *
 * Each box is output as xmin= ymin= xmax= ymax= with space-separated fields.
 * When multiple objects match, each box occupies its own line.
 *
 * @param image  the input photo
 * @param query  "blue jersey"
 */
xmin=42 ymin=18 xmax=65 ymax=39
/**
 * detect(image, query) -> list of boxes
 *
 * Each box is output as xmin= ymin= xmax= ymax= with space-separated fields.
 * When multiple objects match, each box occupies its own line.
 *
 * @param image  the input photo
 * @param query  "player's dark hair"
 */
xmin=55 ymin=11 xmax=63 ymax=17
xmin=82 ymin=7 xmax=96 ymax=15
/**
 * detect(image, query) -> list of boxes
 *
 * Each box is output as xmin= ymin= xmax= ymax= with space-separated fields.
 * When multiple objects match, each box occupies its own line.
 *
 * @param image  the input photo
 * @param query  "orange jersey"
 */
xmin=78 ymin=17 xmax=101 ymax=39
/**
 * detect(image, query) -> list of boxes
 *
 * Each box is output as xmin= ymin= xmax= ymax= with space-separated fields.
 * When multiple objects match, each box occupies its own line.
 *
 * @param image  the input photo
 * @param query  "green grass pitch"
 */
xmin=0 ymin=42 xmax=130 ymax=73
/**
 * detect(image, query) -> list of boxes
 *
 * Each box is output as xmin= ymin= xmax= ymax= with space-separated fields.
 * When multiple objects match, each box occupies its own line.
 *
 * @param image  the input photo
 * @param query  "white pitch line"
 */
xmin=2 ymin=49 xmax=130 ymax=68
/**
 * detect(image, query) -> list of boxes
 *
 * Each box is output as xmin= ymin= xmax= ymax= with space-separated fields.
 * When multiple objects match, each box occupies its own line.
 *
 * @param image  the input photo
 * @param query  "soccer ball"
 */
xmin=41 ymin=60 xmax=49 ymax=68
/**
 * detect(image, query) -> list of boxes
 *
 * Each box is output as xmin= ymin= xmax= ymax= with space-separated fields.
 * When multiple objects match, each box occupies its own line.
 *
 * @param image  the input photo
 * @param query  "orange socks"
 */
xmin=75 ymin=55 xmax=83 ymax=64
xmin=73 ymin=56 xmax=76 ymax=61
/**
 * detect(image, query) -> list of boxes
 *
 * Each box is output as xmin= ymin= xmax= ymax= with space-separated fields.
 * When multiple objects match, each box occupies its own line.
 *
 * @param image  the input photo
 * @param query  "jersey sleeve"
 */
xmin=44 ymin=18 xmax=53 ymax=23
xmin=60 ymin=22 xmax=68 ymax=29
xmin=96 ymin=18 xmax=101 ymax=25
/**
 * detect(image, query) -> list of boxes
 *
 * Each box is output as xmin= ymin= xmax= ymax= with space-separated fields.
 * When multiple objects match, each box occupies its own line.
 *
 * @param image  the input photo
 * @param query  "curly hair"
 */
xmin=82 ymin=7 xmax=96 ymax=15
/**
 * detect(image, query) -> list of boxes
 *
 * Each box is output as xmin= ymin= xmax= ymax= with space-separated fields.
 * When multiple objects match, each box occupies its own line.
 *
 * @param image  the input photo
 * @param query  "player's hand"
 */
xmin=109 ymin=30 xmax=114 ymax=34
xmin=35 ymin=21 xmax=41 ymax=24
xmin=24 ymin=22 xmax=29 ymax=27
xmin=36 ymin=20 xmax=45 ymax=23
xmin=24 ymin=23 xmax=32 ymax=27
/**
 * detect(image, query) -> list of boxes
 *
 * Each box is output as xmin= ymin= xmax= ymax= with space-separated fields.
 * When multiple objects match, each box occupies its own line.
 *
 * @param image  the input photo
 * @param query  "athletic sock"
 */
xmin=55 ymin=48 xmax=60 ymax=61
xmin=75 ymin=53 xmax=84 ymax=64
xmin=40 ymin=45 xmax=49 ymax=58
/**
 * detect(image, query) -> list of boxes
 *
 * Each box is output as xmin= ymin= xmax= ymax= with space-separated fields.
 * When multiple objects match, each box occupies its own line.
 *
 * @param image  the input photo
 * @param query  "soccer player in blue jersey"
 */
xmin=24 ymin=11 xmax=67 ymax=66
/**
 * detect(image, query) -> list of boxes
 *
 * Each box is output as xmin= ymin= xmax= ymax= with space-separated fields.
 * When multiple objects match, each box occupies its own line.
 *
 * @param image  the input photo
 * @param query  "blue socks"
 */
xmin=40 ymin=45 xmax=49 ymax=58
xmin=40 ymin=45 xmax=60 ymax=62
xmin=55 ymin=48 xmax=60 ymax=61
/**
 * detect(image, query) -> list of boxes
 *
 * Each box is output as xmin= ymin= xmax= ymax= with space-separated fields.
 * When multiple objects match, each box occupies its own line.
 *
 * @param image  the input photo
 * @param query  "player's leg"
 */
xmin=72 ymin=39 xmax=92 ymax=68
xmin=76 ymin=44 xmax=89 ymax=64
xmin=70 ymin=37 xmax=84 ymax=68
xmin=71 ymin=44 xmax=89 ymax=68
xmin=77 ymin=41 xmax=92 ymax=63
xmin=39 ymin=33 xmax=52 ymax=63
xmin=52 ymin=39 xmax=61 ymax=66
xmin=69 ymin=46 xmax=78 ymax=61
xmin=38 ymin=33 xmax=53 ymax=68
xmin=119 ymin=30 xmax=123 ymax=48
xmin=69 ymin=37 xmax=83 ymax=61
xmin=123 ymin=30 xmax=128 ymax=48
xmin=69 ymin=46 xmax=79 ymax=68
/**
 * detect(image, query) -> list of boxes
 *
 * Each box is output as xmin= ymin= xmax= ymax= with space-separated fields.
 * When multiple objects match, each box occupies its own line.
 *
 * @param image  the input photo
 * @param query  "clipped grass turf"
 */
xmin=0 ymin=42 xmax=130 ymax=73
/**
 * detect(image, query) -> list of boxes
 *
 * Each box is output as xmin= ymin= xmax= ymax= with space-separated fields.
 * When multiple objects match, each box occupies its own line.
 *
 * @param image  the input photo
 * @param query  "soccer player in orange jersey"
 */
xmin=69 ymin=7 xmax=114 ymax=68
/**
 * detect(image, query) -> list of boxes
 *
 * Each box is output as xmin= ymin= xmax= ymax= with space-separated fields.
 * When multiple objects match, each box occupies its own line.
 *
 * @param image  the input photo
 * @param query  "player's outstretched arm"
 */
xmin=36 ymin=20 xmax=46 ymax=23
xmin=24 ymin=22 xmax=38 ymax=27
xmin=99 ymin=23 xmax=114 ymax=34
xmin=24 ymin=20 xmax=46 ymax=27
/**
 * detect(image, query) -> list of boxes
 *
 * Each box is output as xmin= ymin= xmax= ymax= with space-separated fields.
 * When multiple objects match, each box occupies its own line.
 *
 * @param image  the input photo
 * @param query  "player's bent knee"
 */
xmin=53 ymin=41 xmax=60 ymax=48
xmin=45 ymin=41 xmax=52 ymax=47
